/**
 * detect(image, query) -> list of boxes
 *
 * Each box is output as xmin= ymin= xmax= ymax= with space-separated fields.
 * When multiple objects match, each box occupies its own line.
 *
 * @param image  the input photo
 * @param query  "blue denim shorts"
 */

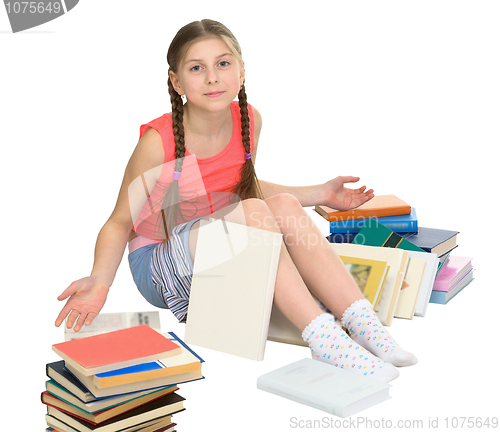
xmin=128 ymin=217 xmax=202 ymax=316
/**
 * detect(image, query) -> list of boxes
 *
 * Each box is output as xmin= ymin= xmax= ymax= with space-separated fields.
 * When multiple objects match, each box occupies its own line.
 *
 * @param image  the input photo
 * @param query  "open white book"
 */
xmin=185 ymin=219 xmax=282 ymax=361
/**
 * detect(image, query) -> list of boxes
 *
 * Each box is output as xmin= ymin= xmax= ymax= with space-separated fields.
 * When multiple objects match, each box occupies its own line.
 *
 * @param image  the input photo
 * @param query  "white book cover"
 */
xmin=64 ymin=311 xmax=161 ymax=341
xmin=394 ymin=257 xmax=426 ymax=320
xmin=257 ymin=358 xmax=391 ymax=418
xmin=412 ymin=251 xmax=439 ymax=316
xmin=185 ymin=219 xmax=282 ymax=361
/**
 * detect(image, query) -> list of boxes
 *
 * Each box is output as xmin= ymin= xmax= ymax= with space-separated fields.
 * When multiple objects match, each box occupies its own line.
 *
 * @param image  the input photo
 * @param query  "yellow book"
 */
xmin=331 ymin=243 xmax=409 ymax=326
xmin=338 ymin=255 xmax=389 ymax=309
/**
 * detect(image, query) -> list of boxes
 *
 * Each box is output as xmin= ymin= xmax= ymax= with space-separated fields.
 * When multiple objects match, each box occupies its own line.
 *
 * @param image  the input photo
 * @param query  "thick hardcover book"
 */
xmin=45 ymin=392 xmax=184 ymax=432
xmin=314 ymin=195 xmax=411 ymax=222
xmin=46 ymin=361 xmax=96 ymax=403
xmin=400 ymin=227 xmax=459 ymax=257
xmin=41 ymin=385 xmax=176 ymax=424
xmin=45 ymin=379 xmax=176 ymax=414
xmin=52 ymin=325 xmax=181 ymax=376
xmin=257 ymin=358 xmax=391 ymax=418
xmin=330 ymin=208 xmax=418 ymax=234
xmin=185 ymin=219 xmax=282 ymax=361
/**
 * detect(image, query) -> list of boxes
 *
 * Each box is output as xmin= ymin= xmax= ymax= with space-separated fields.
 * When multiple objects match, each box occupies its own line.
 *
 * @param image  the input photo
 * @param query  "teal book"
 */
xmin=352 ymin=218 xmax=425 ymax=253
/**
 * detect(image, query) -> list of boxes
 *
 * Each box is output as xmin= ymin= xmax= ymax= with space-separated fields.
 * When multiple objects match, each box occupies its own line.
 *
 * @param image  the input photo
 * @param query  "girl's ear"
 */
xmin=169 ymin=70 xmax=183 ymax=96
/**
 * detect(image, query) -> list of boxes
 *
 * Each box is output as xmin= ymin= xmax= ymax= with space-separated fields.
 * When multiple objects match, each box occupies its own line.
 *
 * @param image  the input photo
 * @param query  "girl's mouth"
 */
xmin=204 ymin=91 xmax=225 ymax=98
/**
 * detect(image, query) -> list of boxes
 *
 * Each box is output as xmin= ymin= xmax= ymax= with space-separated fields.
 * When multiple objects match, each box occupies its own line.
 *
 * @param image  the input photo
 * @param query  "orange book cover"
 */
xmin=52 ymin=325 xmax=181 ymax=372
xmin=314 ymin=195 xmax=411 ymax=222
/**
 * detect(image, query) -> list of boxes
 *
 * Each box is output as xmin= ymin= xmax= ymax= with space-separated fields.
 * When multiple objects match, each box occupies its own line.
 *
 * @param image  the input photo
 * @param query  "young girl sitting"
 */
xmin=55 ymin=19 xmax=417 ymax=382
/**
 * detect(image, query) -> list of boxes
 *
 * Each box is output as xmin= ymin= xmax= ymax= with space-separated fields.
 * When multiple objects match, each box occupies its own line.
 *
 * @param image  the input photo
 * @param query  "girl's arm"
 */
xmin=259 ymin=178 xmax=374 ymax=209
xmin=55 ymin=128 xmax=165 ymax=332
xmin=251 ymin=107 xmax=374 ymax=209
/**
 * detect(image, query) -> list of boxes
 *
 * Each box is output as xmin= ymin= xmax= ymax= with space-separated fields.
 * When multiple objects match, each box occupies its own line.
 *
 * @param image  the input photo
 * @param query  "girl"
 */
xmin=55 ymin=19 xmax=416 ymax=382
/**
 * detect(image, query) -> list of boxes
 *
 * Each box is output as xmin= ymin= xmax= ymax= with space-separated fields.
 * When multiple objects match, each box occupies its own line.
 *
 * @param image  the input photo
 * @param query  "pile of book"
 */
xmin=42 ymin=324 xmax=204 ymax=432
xmin=315 ymin=195 xmax=474 ymax=324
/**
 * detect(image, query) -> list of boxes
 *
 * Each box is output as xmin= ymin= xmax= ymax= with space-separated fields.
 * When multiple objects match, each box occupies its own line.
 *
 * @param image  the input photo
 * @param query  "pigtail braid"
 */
xmin=233 ymin=84 xmax=264 ymax=201
xmin=156 ymin=77 xmax=187 ymax=241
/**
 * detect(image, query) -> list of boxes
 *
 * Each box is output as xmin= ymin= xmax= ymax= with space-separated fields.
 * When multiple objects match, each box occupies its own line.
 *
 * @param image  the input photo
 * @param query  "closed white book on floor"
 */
xmin=257 ymin=358 xmax=391 ymax=418
xmin=185 ymin=218 xmax=282 ymax=361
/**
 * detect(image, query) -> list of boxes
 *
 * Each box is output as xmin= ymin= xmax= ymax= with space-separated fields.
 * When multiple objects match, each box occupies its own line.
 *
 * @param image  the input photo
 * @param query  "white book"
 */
xmin=64 ymin=311 xmax=161 ymax=341
xmin=412 ymin=251 xmax=439 ymax=316
xmin=257 ymin=358 xmax=391 ymax=418
xmin=185 ymin=219 xmax=282 ymax=361
xmin=394 ymin=257 xmax=426 ymax=320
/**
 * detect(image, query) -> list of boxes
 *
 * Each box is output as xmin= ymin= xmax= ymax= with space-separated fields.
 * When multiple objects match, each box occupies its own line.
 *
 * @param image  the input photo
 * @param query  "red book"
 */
xmin=52 ymin=325 xmax=181 ymax=376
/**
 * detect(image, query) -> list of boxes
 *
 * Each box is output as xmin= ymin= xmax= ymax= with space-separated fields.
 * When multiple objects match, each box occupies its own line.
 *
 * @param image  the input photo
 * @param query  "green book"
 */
xmin=352 ymin=218 xmax=425 ymax=253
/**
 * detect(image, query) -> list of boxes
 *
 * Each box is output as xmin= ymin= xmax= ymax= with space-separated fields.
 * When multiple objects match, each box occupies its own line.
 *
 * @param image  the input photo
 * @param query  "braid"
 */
xmin=156 ymin=77 xmax=187 ymax=241
xmin=168 ymin=77 xmax=186 ymax=168
xmin=233 ymin=84 xmax=263 ymax=201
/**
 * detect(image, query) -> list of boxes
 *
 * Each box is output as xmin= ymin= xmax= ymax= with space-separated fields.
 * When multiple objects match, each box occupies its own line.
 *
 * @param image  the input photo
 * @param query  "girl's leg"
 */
xmin=188 ymin=198 xmax=323 ymax=331
xmin=187 ymin=198 xmax=400 ymax=381
xmin=264 ymin=193 xmax=417 ymax=367
xmin=264 ymin=193 xmax=364 ymax=317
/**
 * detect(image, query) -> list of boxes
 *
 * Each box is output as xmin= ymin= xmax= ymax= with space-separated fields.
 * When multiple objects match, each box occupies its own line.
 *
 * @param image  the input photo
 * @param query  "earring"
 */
xmin=181 ymin=94 xmax=187 ymax=104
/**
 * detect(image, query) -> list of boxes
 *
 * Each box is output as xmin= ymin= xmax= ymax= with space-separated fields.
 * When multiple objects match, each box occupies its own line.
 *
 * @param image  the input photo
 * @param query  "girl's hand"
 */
xmin=55 ymin=277 xmax=110 ymax=332
xmin=321 ymin=176 xmax=374 ymax=211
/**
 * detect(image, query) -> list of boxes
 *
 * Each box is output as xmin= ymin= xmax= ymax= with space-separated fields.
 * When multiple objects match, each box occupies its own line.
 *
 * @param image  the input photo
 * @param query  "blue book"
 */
xmin=400 ymin=227 xmax=459 ymax=257
xmin=330 ymin=208 xmax=418 ymax=234
xmin=326 ymin=233 xmax=357 ymax=244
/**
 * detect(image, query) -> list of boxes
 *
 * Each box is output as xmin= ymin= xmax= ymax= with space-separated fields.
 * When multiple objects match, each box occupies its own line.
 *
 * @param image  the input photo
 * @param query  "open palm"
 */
xmin=323 ymin=176 xmax=374 ymax=210
xmin=55 ymin=277 xmax=109 ymax=332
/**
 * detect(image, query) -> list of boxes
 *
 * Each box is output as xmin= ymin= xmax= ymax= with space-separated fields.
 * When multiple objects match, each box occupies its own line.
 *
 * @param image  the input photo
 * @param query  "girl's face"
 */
xmin=169 ymin=37 xmax=245 ymax=113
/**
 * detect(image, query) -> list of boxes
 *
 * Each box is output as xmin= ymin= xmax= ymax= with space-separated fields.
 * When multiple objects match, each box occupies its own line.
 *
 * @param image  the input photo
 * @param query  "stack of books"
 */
xmin=315 ymin=194 xmax=474 ymax=323
xmin=43 ymin=325 xmax=204 ymax=432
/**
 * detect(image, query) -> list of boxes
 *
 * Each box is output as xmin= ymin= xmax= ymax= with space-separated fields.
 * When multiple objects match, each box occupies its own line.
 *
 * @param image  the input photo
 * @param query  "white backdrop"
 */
xmin=1 ymin=1 xmax=499 ymax=430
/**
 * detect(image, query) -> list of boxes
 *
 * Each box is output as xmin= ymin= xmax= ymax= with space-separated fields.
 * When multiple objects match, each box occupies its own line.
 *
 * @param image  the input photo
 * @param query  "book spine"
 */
xmin=331 ymin=220 xmax=418 ymax=234
xmin=167 ymin=332 xmax=205 ymax=363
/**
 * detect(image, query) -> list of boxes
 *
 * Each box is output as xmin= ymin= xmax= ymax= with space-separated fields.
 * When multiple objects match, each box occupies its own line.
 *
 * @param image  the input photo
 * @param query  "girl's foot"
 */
xmin=341 ymin=299 xmax=418 ymax=367
xmin=302 ymin=313 xmax=399 ymax=383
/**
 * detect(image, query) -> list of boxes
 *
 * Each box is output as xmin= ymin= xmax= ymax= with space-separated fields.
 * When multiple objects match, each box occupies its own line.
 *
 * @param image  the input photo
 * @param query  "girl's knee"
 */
xmin=241 ymin=197 xmax=271 ymax=216
xmin=265 ymin=193 xmax=302 ymax=212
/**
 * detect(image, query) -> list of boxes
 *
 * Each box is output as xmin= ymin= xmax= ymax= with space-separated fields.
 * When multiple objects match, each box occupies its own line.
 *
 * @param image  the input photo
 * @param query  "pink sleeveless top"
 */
xmin=129 ymin=101 xmax=255 ymax=252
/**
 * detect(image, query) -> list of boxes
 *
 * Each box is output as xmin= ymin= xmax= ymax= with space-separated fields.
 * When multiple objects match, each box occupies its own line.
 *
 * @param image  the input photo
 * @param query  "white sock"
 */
xmin=302 ymin=313 xmax=399 ymax=383
xmin=341 ymin=299 xmax=418 ymax=367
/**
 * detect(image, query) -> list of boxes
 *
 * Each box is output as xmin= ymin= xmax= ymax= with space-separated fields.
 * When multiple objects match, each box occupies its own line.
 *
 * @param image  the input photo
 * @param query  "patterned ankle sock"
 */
xmin=302 ymin=313 xmax=399 ymax=383
xmin=341 ymin=299 xmax=418 ymax=367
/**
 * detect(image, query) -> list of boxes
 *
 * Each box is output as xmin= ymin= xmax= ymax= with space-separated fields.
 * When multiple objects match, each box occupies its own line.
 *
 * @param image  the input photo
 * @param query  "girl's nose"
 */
xmin=205 ymin=68 xmax=219 ymax=85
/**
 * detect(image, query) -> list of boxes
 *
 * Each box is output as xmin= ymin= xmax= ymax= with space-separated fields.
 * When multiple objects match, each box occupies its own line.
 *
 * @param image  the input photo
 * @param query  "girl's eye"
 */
xmin=190 ymin=65 xmax=202 ymax=72
xmin=218 ymin=61 xmax=230 ymax=67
